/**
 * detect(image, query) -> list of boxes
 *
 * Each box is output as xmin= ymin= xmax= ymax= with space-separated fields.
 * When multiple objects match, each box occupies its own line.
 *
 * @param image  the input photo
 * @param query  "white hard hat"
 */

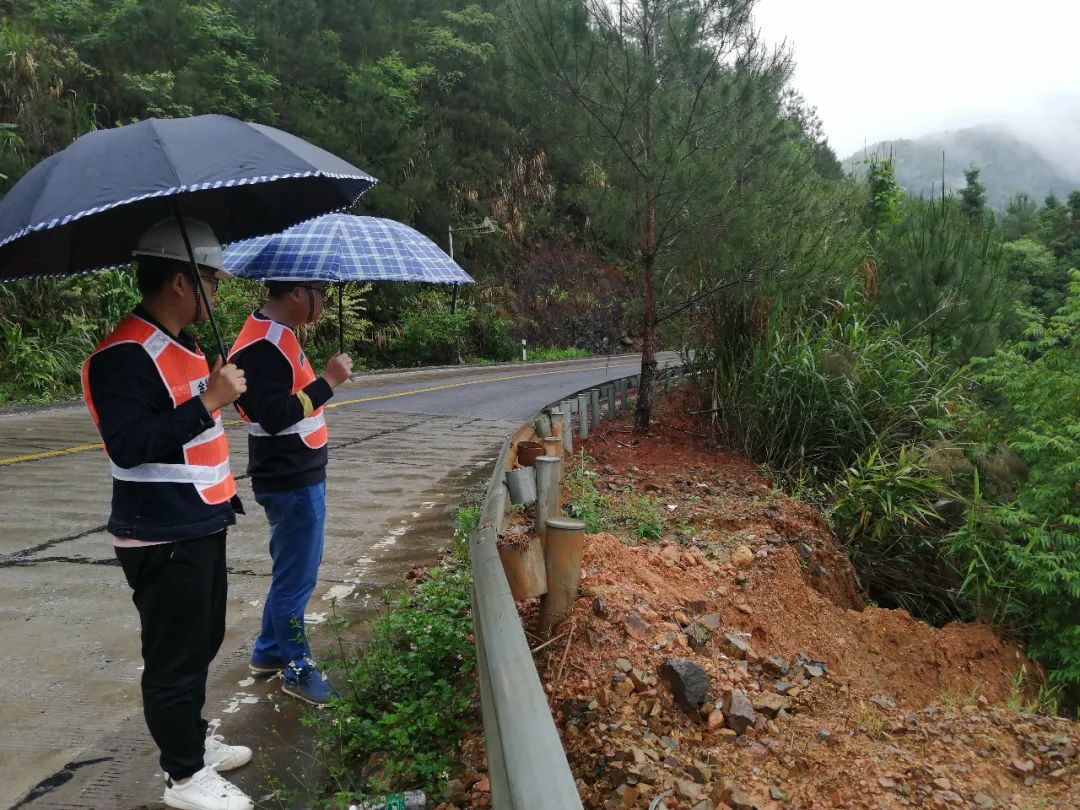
xmin=132 ymin=217 xmax=228 ymax=275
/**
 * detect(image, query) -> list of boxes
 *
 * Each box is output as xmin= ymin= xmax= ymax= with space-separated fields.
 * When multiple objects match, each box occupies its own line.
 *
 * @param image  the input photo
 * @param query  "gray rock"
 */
xmin=763 ymin=655 xmax=790 ymax=677
xmin=698 ymin=612 xmax=722 ymax=630
xmin=751 ymin=692 xmax=792 ymax=719
xmin=660 ymin=658 xmax=710 ymax=712
xmin=795 ymin=652 xmax=828 ymax=678
xmin=443 ymin=779 xmax=467 ymax=802
xmin=721 ymin=631 xmax=755 ymax=659
xmin=722 ymin=689 xmax=757 ymax=735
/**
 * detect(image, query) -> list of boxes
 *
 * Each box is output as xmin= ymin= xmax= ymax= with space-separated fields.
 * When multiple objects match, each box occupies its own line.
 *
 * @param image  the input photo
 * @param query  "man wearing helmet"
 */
xmin=228 ymin=278 xmax=352 ymax=705
xmin=82 ymin=218 xmax=255 ymax=810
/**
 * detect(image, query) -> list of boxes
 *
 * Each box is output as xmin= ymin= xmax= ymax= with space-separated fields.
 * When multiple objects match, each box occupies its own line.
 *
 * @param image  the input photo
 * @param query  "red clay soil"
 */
xmin=442 ymin=389 xmax=1079 ymax=810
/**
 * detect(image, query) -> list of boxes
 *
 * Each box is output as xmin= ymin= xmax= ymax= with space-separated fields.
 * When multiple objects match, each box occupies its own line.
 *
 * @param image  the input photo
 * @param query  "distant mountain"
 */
xmin=843 ymin=125 xmax=1078 ymax=210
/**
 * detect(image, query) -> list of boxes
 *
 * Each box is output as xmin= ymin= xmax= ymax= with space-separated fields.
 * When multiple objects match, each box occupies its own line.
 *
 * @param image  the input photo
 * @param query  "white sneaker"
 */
xmin=163 ymin=764 xmax=254 ymax=810
xmin=204 ymin=733 xmax=252 ymax=771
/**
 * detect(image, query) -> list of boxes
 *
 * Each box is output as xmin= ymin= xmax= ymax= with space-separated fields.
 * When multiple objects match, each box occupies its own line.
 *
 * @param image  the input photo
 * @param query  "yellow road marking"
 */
xmin=0 ymin=361 xmax=637 ymax=466
xmin=0 ymin=442 xmax=103 ymax=466
xmin=327 ymin=361 xmax=635 ymax=408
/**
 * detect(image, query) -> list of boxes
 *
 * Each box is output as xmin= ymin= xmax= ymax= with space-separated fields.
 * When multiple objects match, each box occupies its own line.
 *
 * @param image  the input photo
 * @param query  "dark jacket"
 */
xmin=231 ymin=311 xmax=334 ymax=494
xmin=85 ymin=306 xmax=237 ymax=541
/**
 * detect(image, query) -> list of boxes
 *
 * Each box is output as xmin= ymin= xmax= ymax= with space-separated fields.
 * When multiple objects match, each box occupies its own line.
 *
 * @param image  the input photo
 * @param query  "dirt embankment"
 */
xmin=444 ymin=392 xmax=1079 ymax=810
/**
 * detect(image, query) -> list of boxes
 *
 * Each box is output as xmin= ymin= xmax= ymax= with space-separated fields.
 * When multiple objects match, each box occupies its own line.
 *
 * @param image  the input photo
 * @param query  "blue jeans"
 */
xmin=253 ymin=481 xmax=326 ymax=673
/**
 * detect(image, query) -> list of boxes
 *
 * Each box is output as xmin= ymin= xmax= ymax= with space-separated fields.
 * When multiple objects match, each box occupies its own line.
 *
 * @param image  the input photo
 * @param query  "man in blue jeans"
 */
xmin=228 ymin=277 xmax=351 ymax=704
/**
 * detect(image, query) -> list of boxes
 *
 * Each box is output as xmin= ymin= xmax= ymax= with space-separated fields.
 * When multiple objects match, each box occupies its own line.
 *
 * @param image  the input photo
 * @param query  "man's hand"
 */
xmin=322 ymin=352 xmax=353 ymax=388
xmin=201 ymin=358 xmax=247 ymax=413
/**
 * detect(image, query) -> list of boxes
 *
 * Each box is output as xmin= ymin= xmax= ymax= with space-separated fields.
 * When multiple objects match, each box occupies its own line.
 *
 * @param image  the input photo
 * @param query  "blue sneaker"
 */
xmin=282 ymin=659 xmax=332 ymax=705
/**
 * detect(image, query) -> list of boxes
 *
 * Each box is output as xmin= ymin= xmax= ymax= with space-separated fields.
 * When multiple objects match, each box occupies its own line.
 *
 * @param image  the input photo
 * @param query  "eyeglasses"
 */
xmin=196 ymin=273 xmax=220 ymax=293
xmin=300 ymin=284 xmax=329 ymax=297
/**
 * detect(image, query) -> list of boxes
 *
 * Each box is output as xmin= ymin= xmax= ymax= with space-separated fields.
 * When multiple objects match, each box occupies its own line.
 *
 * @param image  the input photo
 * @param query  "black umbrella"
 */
xmin=0 ymin=114 xmax=377 ymax=356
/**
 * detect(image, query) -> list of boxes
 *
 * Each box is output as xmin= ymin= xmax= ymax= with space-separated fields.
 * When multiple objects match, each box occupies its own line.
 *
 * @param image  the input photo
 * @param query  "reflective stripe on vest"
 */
xmin=82 ymin=315 xmax=236 ymax=505
xmin=247 ymin=412 xmax=326 ymax=438
xmin=111 ymin=458 xmax=231 ymax=486
xmin=228 ymin=313 xmax=328 ymax=449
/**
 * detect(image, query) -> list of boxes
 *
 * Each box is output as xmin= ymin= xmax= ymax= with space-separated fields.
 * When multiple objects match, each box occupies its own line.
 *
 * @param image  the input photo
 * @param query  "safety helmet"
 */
xmin=132 ymin=217 xmax=228 ymax=275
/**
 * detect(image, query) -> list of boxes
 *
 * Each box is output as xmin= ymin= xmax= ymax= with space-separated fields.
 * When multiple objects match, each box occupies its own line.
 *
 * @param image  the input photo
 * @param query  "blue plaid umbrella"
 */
xmin=223 ymin=213 xmax=474 ymax=284
xmin=224 ymin=213 xmax=474 ymax=351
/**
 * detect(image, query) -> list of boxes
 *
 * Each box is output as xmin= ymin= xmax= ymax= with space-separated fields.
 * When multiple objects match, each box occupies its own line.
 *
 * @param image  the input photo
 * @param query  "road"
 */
xmin=0 ymin=352 xmax=673 ymax=808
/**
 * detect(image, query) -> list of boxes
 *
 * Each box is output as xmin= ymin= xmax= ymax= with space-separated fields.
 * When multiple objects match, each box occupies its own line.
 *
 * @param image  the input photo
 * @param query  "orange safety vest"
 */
xmin=82 ymin=314 xmax=236 ymax=505
xmin=228 ymin=314 xmax=328 ymax=449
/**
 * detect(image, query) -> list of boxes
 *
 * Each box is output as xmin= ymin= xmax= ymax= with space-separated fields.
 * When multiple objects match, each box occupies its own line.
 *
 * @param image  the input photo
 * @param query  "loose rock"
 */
xmin=660 ymin=658 xmax=710 ymax=713
xmin=722 ymin=689 xmax=757 ymax=735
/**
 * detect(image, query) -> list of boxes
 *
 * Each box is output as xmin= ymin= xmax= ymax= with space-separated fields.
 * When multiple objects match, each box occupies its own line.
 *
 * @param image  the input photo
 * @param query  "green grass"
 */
xmin=295 ymin=506 xmax=480 ymax=807
xmin=563 ymin=450 xmax=667 ymax=542
xmin=526 ymin=346 xmax=590 ymax=361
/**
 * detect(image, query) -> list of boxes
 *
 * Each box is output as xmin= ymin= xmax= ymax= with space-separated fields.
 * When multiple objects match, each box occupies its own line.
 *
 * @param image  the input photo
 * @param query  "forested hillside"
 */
xmin=845 ymin=125 xmax=1078 ymax=210
xmin=1 ymin=0 xmax=1077 ymax=712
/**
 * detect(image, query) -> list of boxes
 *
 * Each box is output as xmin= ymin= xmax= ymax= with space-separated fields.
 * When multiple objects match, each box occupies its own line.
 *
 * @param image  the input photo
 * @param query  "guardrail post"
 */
xmin=534 ymin=414 xmax=551 ymax=439
xmin=549 ymin=408 xmax=565 ymax=453
xmin=560 ymin=400 xmax=575 ymax=454
xmin=538 ymin=517 xmax=587 ymax=638
xmin=543 ymin=436 xmax=563 ymax=479
xmin=506 ymin=467 xmax=536 ymax=504
xmin=577 ymin=393 xmax=589 ymax=440
xmin=534 ymin=455 xmax=561 ymax=540
xmin=589 ymin=389 xmax=601 ymax=429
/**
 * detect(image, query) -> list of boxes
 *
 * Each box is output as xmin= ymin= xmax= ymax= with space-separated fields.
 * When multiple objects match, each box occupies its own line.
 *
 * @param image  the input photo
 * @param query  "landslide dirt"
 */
xmin=443 ymin=389 xmax=1079 ymax=810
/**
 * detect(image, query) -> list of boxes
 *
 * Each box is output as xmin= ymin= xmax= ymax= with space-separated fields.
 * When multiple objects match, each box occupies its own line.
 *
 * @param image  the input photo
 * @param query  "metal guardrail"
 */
xmin=468 ymin=359 xmax=688 ymax=810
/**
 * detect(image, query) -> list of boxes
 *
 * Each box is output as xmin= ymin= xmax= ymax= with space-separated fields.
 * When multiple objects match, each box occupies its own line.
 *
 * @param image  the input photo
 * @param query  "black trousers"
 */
xmin=116 ymin=531 xmax=227 ymax=780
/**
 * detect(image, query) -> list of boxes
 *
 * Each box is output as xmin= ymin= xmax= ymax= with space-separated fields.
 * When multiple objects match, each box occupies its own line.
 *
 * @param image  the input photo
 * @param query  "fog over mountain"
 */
xmin=843 ymin=124 xmax=1080 ymax=210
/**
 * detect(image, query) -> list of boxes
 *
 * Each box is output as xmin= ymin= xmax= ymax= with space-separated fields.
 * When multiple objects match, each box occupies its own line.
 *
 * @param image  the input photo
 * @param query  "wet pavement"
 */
xmin=0 ymin=353 xmax=667 ymax=808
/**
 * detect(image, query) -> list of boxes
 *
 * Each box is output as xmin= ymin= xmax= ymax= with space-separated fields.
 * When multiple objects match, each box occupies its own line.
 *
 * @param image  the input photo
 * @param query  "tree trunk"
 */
xmin=635 ymin=225 xmax=657 ymax=432
xmin=633 ymin=0 xmax=657 ymax=433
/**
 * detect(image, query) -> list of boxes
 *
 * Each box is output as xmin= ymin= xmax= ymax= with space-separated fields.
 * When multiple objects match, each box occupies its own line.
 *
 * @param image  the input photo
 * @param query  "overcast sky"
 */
xmin=752 ymin=0 xmax=1080 ymax=161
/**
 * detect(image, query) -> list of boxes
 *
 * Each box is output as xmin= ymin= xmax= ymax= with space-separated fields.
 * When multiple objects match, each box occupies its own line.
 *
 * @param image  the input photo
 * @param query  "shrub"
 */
xmin=827 ymin=443 xmax=963 ymax=622
xmin=946 ymin=271 xmax=1080 ymax=705
xmin=374 ymin=291 xmax=517 ymax=367
xmin=700 ymin=293 xmax=962 ymax=486
xmin=0 ymin=271 xmax=139 ymax=403
xmin=308 ymin=553 xmax=475 ymax=805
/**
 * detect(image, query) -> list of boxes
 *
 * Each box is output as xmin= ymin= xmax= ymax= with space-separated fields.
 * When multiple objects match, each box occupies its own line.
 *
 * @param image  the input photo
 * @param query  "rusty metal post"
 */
xmin=538 ymin=517 xmax=587 ymax=637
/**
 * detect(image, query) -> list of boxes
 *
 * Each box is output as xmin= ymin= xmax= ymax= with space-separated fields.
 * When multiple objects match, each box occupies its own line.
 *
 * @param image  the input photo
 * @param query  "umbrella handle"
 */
xmin=172 ymin=202 xmax=228 ymax=362
xmin=338 ymin=283 xmax=344 ymax=355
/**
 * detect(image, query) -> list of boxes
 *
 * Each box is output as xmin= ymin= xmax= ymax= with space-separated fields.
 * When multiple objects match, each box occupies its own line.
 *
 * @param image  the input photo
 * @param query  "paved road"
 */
xmin=0 ymin=352 xmax=672 ymax=808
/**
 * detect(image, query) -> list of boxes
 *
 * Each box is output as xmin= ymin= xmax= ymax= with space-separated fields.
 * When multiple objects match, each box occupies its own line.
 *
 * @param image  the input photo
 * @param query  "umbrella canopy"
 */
xmin=0 ymin=114 xmax=377 ymax=281
xmin=222 ymin=213 xmax=474 ymax=284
